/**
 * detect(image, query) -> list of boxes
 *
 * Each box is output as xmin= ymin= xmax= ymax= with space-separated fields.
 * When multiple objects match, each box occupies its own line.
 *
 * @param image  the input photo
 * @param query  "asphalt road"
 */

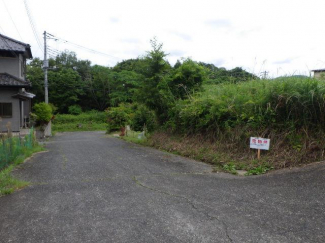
xmin=0 ymin=131 xmax=324 ymax=243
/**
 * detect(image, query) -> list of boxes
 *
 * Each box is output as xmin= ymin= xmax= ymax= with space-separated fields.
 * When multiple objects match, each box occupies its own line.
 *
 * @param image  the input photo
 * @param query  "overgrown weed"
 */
xmin=147 ymin=128 xmax=325 ymax=175
xmin=169 ymin=77 xmax=325 ymax=135
xmin=0 ymin=146 xmax=44 ymax=196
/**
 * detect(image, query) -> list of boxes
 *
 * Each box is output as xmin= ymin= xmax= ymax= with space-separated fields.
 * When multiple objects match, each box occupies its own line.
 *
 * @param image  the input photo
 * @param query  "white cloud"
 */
xmin=205 ymin=19 xmax=232 ymax=29
xmin=1 ymin=0 xmax=325 ymax=76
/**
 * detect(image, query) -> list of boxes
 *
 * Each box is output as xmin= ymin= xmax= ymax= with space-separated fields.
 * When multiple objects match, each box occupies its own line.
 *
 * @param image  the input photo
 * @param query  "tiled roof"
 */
xmin=312 ymin=69 xmax=325 ymax=72
xmin=12 ymin=91 xmax=36 ymax=99
xmin=0 ymin=73 xmax=31 ymax=87
xmin=0 ymin=33 xmax=33 ymax=58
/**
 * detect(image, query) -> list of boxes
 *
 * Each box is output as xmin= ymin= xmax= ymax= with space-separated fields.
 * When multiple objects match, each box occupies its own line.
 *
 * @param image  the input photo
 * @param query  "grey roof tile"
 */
xmin=0 ymin=33 xmax=33 ymax=58
xmin=12 ymin=91 xmax=36 ymax=99
xmin=0 ymin=73 xmax=31 ymax=87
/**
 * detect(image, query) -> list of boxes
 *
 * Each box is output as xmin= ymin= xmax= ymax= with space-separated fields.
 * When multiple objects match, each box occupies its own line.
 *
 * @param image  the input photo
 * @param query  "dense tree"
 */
xmin=136 ymin=38 xmax=174 ymax=123
xmin=169 ymin=59 xmax=207 ymax=99
xmin=54 ymin=51 xmax=78 ymax=69
xmin=84 ymin=65 xmax=111 ymax=111
xmin=26 ymin=58 xmax=44 ymax=104
xmin=48 ymin=68 xmax=83 ymax=113
xmin=112 ymin=58 xmax=147 ymax=75
xmin=174 ymin=60 xmax=182 ymax=69
xmin=199 ymin=62 xmax=258 ymax=84
xmin=228 ymin=67 xmax=257 ymax=83
xmin=109 ymin=70 xmax=142 ymax=106
xmin=26 ymin=40 xmax=258 ymax=116
xmin=75 ymin=60 xmax=92 ymax=81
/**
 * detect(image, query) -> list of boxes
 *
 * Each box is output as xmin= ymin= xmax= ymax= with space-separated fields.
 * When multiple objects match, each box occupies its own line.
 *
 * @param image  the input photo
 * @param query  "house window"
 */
xmin=0 ymin=103 xmax=12 ymax=118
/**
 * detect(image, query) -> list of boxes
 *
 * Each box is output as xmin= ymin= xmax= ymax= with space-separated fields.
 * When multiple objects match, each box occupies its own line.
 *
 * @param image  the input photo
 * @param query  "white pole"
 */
xmin=44 ymin=31 xmax=48 ymax=104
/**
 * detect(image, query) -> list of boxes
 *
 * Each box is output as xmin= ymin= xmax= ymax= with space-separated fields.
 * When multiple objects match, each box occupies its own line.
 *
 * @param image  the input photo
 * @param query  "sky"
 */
xmin=1 ymin=0 xmax=325 ymax=78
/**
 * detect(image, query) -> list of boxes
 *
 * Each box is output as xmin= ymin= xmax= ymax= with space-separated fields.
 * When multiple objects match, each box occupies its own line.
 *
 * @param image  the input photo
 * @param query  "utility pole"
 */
xmin=43 ymin=31 xmax=51 ymax=136
xmin=260 ymin=71 xmax=269 ymax=79
xmin=43 ymin=31 xmax=49 ymax=104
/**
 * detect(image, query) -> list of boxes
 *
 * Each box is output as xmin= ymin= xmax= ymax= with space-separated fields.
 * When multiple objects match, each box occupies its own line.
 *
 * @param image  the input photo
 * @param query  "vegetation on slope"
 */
xmin=168 ymin=77 xmax=325 ymax=133
xmin=27 ymin=38 xmax=325 ymax=173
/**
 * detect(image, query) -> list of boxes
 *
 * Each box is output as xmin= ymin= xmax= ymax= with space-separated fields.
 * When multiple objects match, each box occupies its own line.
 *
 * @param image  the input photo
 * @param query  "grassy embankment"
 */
xmin=0 ymin=132 xmax=44 ymax=196
xmin=52 ymin=111 xmax=107 ymax=132
xmin=124 ymin=77 xmax=325 ymax=175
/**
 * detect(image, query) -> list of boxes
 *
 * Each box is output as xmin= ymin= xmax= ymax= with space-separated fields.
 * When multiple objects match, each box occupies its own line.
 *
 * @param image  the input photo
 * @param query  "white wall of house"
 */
xmin=0 ymin=54 xmax=24 ymax=79
xmin=0 ymin=89 xmax=21 ymax=132
xmin=314 ymin=72 xmax=324 ymax=79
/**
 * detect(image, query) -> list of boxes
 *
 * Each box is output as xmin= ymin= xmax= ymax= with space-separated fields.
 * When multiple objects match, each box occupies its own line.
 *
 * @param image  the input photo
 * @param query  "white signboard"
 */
xmin=250 ymin=137 xmax=270 ymax=150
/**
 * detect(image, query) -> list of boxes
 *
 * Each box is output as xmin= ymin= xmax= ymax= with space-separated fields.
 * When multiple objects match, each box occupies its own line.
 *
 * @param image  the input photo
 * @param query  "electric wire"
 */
xmin=47 ymin=48 xmax=61 ymax=53
xmin=46 ymin=32 xmax=121 ymax=60
xmin=47 ymin=48 xmax=61 ymax=55
xmin=0 ymin=24 xmax=5 ymax=33
xmin=1 ymin=0 xmax=23 ymax=41
xmin=23 ymin=0 xmax=43 ymax=52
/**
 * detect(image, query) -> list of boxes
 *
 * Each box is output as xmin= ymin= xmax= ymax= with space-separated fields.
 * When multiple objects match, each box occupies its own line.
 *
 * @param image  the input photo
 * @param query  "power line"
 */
xmin=23 ymin=0 xmax=43 ymax=52
xmin=47 ymin=47 xmax=61 ymax=53
xmin=47 ymin=48 xmax=61 ymax=55
xmin=0 ymin=24 xmax=5 ymax=33
xmin=1 ymin=0 xmax=23 ymax=41
xmin=260 ymin=71 xmax=269 ymax=79
xmin=47 ymin=32 xmax=121 ymax=60
xmin=47 ymin=47 xmax=63 ymax=58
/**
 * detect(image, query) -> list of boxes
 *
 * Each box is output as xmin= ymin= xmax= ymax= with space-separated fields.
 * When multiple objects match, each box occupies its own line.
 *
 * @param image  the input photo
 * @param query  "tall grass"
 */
xmin=170 ymin=77 xmax=325 ymax=134
xmin=0 ymin=129 xmax=43 ymax=195
xmin=154 ymin=76 xmax=325 ymax=169
xmin=0 ymin=129 xmax=35 ymax=170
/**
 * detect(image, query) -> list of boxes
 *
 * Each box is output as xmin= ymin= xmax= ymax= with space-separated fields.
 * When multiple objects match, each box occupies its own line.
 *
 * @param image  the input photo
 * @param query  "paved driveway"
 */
xmin=0 ymin=131 xmax=324 ymax=242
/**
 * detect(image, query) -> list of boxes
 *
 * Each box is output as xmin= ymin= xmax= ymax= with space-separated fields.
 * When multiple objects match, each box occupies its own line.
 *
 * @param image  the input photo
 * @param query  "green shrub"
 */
xmin=106 ymin=104 xmax=132 ymax=133
xmin=33 ymin=103 xmax=53 ymax=125
xmin=68 ymin=105 xmax=82 ymax=115
xmin=131 ymin=103 xmax=157 ymax=132
xmin=49 ymin=103 xmax=58 ymax=114
xmin=105 ymin=103 xmax=157 ymax=133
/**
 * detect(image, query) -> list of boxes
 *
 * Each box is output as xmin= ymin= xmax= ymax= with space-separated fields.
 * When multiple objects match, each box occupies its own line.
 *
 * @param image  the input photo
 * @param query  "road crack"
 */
xmin=133 ymin=175 xmax=233 ymax=242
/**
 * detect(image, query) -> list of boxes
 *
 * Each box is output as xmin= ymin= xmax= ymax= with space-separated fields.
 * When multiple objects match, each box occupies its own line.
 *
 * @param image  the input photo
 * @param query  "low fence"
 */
xmin=0 ymin=128 xmax=35 ymax=170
